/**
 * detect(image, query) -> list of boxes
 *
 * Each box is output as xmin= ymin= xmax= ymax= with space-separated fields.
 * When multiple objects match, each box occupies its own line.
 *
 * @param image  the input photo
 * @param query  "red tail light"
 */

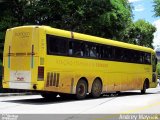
xmin=38 ymin=66 xmax=44 ymax=81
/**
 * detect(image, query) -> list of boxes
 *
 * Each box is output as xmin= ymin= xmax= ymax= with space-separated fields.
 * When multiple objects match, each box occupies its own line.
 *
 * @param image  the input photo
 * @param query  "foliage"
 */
xmin=122 ymin=20 xmax=156 ymax=48
xmin=134 ymin=20 xmax=156 ymax=47
xmin=153 ymin=0 xmax=160 ymax=17
xmin=157 ymin=62 xmax=160 ymax=75
xmin=0 ymin=0 xmax=157 ymax=61
xmin=0 ymin=0 xmax=133 ymax=38
xmin=17 ymin=0 xmax=133 ymax=40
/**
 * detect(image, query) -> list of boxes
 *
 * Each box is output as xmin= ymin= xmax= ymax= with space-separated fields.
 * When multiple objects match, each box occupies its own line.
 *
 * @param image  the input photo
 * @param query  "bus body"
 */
xmin=3 ymin=26 xmax=158 ymax=99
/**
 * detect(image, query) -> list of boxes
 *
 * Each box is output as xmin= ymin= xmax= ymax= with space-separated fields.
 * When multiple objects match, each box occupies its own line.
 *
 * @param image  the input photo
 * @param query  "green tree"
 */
xmin=0 ymin=1 xmax=16 ymax=60
xmin=17 ymin=0 xmax=133 ymax=40
xmin=2 ymin=0 xmax=156 ymax=61
xmin=0 ymin=0 xmax=133 ymax=54
xmin=0 ymin=0 xmax=30 ymax=60
xmin=123 ymin=20 xmax=156 ymax=48
xmin=153 ymin=0 xmax=160 ymax=16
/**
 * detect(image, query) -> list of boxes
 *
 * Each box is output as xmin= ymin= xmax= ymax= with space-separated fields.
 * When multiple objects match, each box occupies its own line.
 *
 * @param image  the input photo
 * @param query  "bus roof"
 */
xmin=42 ymin=26 xmax=153 ymax=53
xmin=7 ymin=25 xmax=154 ymax=53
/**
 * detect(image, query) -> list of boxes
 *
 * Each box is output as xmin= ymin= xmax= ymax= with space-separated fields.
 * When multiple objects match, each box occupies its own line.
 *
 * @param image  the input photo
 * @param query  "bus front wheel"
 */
xmin=141 ymin=81 xmax=147 ymax=94
xmin=76 ymin=79 xmax=87 ymax=100
xmin=91 ymin=79 xmax=102 ymax=98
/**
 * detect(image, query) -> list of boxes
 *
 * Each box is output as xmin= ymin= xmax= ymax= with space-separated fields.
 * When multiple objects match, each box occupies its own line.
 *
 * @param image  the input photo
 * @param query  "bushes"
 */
xmin=157 ymin=62 xmax=160 ymax=75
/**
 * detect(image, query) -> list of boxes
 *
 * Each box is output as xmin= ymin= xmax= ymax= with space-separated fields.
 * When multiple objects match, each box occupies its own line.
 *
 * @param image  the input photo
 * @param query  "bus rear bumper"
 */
xmin=2 ymin=81 xmax=43 ymax=91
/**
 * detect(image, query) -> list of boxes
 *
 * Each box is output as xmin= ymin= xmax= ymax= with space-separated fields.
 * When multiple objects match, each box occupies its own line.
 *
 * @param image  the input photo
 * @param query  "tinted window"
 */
xmin=46 ymin=34 xmax=151 ymax=65
xmin=90 ymin=44 xmax=97 ymax=58
xmin=144 ymin=53 xmax=151 ymax=64
xmin=69 ymin=41 xmax=84 ymax=57
xmin=83 ymin=42 xmax=90 ymax=57
xmin=102 ymin=46 xmax=113 ymax=59
xmin=47 ymin=35 xmax=68 ymax=55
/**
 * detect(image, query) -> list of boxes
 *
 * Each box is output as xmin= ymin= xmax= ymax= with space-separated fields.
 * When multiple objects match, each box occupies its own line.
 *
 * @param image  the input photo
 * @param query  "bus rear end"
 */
xmin=3 ymin=26 xmax=43 ymax=91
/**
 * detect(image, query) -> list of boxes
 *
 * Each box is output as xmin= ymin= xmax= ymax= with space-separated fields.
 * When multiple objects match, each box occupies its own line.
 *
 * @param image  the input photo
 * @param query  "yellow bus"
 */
xmin=2 ymin=25 xmax=158 ymax=99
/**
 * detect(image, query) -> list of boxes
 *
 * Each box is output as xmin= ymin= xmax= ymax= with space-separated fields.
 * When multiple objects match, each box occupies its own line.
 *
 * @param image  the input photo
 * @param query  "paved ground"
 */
xmin=0 ymin=86 xmax=159 ymax=115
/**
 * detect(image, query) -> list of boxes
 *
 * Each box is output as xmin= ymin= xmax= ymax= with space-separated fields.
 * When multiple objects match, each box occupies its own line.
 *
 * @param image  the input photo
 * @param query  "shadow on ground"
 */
xmin=2 ymin=91 xmax=156 ymax=105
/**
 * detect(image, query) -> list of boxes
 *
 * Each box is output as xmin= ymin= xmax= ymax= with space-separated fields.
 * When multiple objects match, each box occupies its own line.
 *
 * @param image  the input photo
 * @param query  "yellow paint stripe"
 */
xmin=122 ymin=101 xmax=160 ymax=114
xmin=95 ymin=101 xmax=160 ymax=120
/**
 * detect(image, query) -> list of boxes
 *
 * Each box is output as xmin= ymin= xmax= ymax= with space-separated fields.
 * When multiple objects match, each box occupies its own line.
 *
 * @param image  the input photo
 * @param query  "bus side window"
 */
xmin=69 ymin=41 xmax=73 ymax=55
xmin=83 ymin=42 xmax=90 ymax=57
xmin=114 ymin=47 xmax=123 ymax=61
xmin=122 ymin=49 xmax=129 ymax=62
xmin=97 ymin=45 xmax=102 ymax=59
xmin=134 ymin=51 xmax=140 ymax=63
xmin=144 ymin=53 xmax=151 ymax=64
xmin=120 ymin=49 xmax=126 ymax=61
xmin=103 ymin=46 xmax=112 ymax=59
xmin=46 ymin=35 xmax=68 ymax=55
xmin=90 ymin=44 xmax=97 ymax=58
xmin=72 ymin=41 xmax=83 ymax=57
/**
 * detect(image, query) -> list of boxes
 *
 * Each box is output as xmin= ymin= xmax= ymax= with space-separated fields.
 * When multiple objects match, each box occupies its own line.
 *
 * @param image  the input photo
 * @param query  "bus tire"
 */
xmin=41 ymin=92 xmax=57 ymax=99
xmin=91 ymin=78 xmax=102 ymax=98
xmin=141 ymin=81 xmax=147 ymax=94
xmin=76 ymin=79 xmax=87 ymax=100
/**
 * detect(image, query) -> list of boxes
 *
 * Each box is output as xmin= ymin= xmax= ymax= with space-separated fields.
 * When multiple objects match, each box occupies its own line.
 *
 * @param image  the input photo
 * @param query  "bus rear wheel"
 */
xmin=76 ymin=79 xmax=87 ymax=100
xmin=91 ymin=79 xmax=102 ymax=98
xmin=41 ymin=92 xmax=57 ymax=99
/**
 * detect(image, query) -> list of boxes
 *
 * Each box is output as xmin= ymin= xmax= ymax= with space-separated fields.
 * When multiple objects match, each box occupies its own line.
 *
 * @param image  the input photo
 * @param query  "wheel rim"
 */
xmin=93 ymin=82 xmax=101 ymax=93
xmin=92 ymin=80 xmax=102 ymax=97
xmin=78 ymin=84 xmax=85 ymax=96
xmin=76 ymin=80 xmax=87 ymax=99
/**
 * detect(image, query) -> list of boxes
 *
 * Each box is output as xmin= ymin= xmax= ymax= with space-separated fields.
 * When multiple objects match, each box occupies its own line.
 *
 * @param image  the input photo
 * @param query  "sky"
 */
xmin=128 ymin=0 xmax=160 ymax=49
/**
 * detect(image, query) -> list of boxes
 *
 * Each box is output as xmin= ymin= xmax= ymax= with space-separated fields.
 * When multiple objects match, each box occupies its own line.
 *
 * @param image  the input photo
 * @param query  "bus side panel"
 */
xmin=43 ymin=55 xmax=153 ymax=94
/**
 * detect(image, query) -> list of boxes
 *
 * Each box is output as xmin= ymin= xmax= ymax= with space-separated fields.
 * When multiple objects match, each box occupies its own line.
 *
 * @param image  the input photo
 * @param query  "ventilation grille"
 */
xmin=46 ymin=72 xmax=60 ymax=87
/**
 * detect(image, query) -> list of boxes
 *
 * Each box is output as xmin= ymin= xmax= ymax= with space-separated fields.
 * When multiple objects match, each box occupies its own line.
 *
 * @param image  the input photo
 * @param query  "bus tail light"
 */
xmin=38 ymin=66 xmax=44 ymax=81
